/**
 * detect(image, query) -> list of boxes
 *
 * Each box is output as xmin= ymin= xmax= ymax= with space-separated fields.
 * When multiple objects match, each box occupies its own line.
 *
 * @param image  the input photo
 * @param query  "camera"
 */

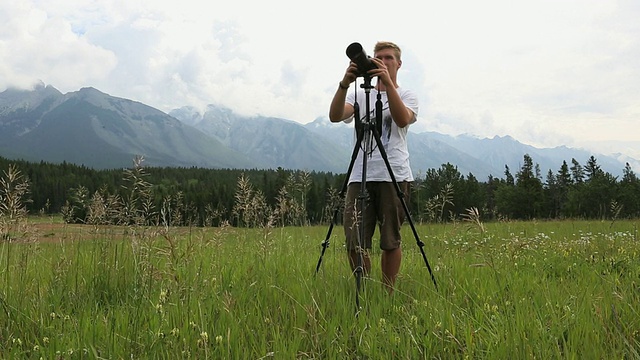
xmin=346 ymin=42 xmax=377 ymax=77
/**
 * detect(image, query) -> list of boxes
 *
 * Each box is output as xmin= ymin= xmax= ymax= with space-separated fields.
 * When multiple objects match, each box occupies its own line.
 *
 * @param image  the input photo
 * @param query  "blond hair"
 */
xmin=374 ymin=41 xmax=402 ymax=61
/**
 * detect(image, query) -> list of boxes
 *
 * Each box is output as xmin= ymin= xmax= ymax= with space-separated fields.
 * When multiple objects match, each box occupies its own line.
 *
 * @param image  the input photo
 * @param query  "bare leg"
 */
xmin=348 ymin=249 xmax=371 ymax=277
xmin=381 ymin=247 xmax=402 ymax=293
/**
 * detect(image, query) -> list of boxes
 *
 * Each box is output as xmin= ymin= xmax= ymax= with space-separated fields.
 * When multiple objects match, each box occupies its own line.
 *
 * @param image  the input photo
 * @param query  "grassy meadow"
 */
xmin=1 ymin=217 xmax=639 ymax=359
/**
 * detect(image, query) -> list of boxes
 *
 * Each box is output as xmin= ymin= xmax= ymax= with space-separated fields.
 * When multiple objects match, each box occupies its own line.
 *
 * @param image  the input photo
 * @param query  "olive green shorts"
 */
xmin=343 ymin=181 xmax=411 ymax=251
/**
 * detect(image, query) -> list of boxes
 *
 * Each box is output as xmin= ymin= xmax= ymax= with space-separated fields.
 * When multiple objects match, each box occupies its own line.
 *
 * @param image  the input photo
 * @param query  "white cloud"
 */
xmin=1 ymin=0 xmax=639 ymax=158
xmin=0 ymin=1 xmax=117 ymax=89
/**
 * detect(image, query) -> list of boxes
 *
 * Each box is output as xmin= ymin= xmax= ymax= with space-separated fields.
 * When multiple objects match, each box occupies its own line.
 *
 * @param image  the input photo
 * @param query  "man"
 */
xmin=329 ymin=41 xmax=418 ymax=294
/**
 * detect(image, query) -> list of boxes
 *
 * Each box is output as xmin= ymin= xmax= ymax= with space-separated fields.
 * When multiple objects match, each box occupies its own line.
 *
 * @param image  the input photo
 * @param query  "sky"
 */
xmin=1 ymin=0 xmax=639 ymax=160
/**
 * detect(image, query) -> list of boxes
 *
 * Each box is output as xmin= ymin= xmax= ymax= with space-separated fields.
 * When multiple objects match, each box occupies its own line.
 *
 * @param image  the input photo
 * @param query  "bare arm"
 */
xmin=329 ymin=63 xmax=358 ymax=122
xmin=384 ymin=85 xmax=415 ymax=128
xmin=368 ymin=57 xmax=415 ymax=128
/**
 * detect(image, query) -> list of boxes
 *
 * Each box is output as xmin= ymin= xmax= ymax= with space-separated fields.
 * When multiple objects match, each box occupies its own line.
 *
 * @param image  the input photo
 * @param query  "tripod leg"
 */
xmin=371 ymin=128 xmax=438 ymax=291
xmin=348 ymin=249 xmax=371 ymax=276
xmin=315 ymin=121 xmax=366 ymax=275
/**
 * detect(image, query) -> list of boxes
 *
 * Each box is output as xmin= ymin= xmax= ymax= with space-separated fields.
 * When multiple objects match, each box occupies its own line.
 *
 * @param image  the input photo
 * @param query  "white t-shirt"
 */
xmin=344 ymin=86 xmax=418 ymax=183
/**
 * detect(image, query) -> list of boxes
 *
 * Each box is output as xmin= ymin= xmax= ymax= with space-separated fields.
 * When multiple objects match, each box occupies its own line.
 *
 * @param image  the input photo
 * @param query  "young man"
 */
xmin=329 ymin=41 xmax=418 ymax=293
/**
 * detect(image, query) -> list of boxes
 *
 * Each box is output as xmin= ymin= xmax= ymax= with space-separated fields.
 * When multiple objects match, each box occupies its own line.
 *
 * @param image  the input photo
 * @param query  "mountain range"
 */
xmin=1 ymin=83 xmax=636 ymax=181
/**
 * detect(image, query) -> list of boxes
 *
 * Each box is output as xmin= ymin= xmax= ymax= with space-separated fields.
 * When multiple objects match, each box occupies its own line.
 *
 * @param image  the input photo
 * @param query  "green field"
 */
xmin=1 ymin=218 xmax=639 ymax=359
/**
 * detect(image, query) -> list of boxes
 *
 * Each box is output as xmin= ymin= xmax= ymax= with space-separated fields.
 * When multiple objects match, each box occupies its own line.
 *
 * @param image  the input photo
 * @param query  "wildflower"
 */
xmin=392 ymin=336 xmax=401 ymax=345
xmin=216 ymin=335 xmax=223 ymax=345
xmin=379 ymin=318 xmax=386 ymax=328
xmin=159 ymin=288 xmax=168 ymax=303
xmin=197 ymin=332 xmax=209 ymax=347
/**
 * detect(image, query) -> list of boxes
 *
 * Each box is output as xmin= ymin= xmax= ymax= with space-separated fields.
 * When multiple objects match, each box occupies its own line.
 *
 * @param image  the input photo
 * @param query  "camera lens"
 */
xmin=346 ymin=42 xmax=376 ymax=76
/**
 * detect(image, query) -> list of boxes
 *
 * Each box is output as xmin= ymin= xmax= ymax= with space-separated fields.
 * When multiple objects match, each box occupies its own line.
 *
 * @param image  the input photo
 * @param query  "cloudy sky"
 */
xmin=1 ymin=0 xmax=639 ymax=158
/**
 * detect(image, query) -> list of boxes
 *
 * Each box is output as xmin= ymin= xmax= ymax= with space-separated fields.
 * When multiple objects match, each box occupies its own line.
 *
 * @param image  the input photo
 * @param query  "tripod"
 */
xmin=315 ymin=75 xmax=437 ymax=312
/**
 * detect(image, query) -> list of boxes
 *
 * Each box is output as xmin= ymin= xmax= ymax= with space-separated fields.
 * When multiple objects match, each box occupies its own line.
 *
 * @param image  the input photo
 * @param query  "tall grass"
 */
xmin=0 ymin=217 xmax=638 ymax=359
xmin=2 ymin=161 xmax=639 ymax=358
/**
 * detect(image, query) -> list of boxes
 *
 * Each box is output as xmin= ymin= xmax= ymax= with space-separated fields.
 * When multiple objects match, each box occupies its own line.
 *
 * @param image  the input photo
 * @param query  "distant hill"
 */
xmin=170 ymin=106 xmax=349 ymax=173
xmin=1 ymin=84 xmax=636 ymax=180
xmin=416 ymin=132 xmax=630 ymax=180
xmin=0 ymin=84 xmax=256 ymax=169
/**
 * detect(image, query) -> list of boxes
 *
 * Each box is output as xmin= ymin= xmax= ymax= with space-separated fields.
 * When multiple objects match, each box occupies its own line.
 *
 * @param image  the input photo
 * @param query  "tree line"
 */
xmin=1 ymin=153 xmax=638 ymax=228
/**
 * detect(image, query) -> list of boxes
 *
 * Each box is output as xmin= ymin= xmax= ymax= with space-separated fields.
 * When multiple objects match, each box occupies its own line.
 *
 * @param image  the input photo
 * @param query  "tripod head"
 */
xmin=353 ymin=75 xmax=383 ymax=141
xmin=345 ymin=42 xmax=382 ymax=136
